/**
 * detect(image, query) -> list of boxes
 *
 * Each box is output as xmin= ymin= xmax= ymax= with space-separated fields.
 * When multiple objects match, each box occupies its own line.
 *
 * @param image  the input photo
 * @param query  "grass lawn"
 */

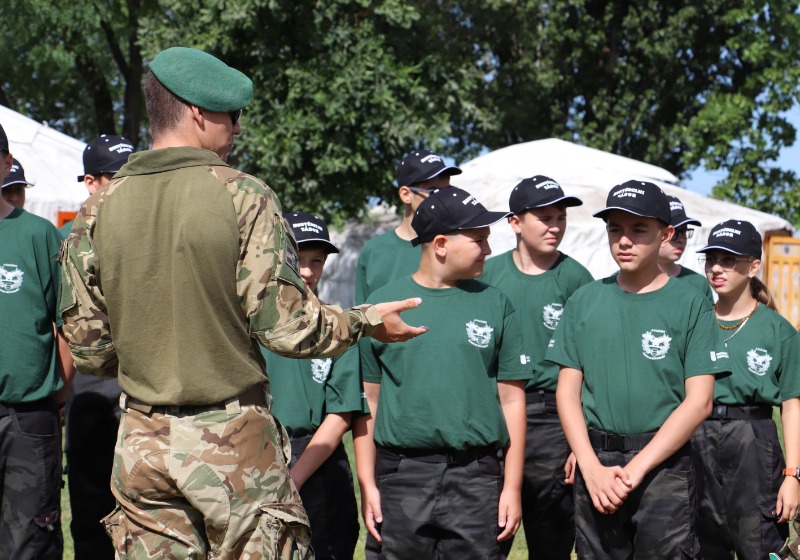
xmin=58 ymin=412 xmax=794 ymax=560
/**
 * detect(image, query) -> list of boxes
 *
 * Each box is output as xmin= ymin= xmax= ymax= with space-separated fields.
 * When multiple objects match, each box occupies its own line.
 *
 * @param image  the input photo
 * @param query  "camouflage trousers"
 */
xmin=574 ymin=443 xmax=701 ymax=559
xmin=691 ymin=418 xmax=788 ymax=560
xmin=103 ymin=401 xmax=312 ymax=559
xmin=0 ymin=398 xmax=63 ymax=560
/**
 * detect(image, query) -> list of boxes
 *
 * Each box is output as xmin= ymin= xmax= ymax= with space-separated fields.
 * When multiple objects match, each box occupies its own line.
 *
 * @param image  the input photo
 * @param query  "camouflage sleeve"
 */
xmin=217 ymin=168 xmax=383 ymax=358
xmin=57 ymin=186 xmax=120 ymax=377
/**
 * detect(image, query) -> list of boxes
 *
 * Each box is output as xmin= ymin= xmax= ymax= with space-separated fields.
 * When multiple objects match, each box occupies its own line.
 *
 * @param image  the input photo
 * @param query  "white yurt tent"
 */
xmin=1 ymin=104 xmax=87 ymax=225
xmin=319 ymin=139 xmax=794 ymax=307
xmin=456 ymin=139 xmax=794 ymax=279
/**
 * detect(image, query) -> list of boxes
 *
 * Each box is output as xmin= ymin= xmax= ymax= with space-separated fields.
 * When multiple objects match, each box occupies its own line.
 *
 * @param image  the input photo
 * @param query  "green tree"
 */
xmin=464 ymin=0 xmax=800 ymax=225
xmin=139 ymin=0 xmax=491 ymax=220
xmin=0 ymin=0 xmax=154 ymax=146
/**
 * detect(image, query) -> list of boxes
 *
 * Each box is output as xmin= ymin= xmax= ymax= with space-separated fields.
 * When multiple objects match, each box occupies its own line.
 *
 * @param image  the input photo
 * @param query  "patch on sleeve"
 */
xmin=275 ymin=215 xmax=305 ymax=293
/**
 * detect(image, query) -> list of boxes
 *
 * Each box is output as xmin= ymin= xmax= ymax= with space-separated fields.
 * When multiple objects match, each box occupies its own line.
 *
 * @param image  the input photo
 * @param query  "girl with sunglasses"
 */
xmin=693 ymin=220 xmax=800 ymax=560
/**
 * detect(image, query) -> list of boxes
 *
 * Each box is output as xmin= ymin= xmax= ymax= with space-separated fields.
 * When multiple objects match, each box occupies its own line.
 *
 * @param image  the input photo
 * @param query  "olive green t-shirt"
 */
xmin=262 ymin=346 xmax=365 ymax=437
xmin=0 ymin=208 xmax=64 ymax=403
xmin=546 ymin=275 xmax=726 ymax=435
xmin=481 ymin=250 xmax=593 ymax=392
xmin=362 ymin=276 xmax=531 ymax=450
xmin=676 ymin=265 xmax=714 ymax=303
xmin=713 ymin=303 xmax=800 ymax=405
xmin=354 ymin=229 xmax=420 ymax=304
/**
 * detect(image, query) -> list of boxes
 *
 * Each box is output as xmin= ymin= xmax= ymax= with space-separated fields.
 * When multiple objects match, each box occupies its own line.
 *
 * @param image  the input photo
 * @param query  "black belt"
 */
xmin=589 ymin=430 xmax=657 ymax=452
xmin=121 ymin=384 xmax=268 ymax=415
xmin=709 ymin=404 xmax=773 ymax=421
xmin=0 ymin=397 xmax=56 ymax=418
xmin=525 ymin=389 xmax=557 ymax=406
xmin=379 ymin=444 xmax=498 ymax=464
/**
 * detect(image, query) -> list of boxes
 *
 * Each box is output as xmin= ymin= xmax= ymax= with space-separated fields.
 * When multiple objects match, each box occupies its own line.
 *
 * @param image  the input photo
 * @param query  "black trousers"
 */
xmin=65 ymin=373 xmax=122 ymax=560
xmin=372 ymin=446 xmax=503 ymax=560
xmin=691 ymin=418 xmax=788 ymax=560
xmin=289 ymin=437 xmax=359 ymax=560
xmin=574 ymin=443 xmax=701 ymax=560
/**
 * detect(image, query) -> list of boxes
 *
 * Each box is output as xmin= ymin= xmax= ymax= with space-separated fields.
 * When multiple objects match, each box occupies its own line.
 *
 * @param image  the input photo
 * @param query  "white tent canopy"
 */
xmin=319 ymin=139 xmax=794 ymax=306
xmin=456 ymin=139 xmax=794 ymax=280
xmin=1 ymin=104 xmax=86 ymax=225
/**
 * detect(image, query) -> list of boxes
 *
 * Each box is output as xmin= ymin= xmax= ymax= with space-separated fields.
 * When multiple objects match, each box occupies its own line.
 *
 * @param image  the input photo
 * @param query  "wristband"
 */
xmin=783 ymin=467 xmax=800 ymax=479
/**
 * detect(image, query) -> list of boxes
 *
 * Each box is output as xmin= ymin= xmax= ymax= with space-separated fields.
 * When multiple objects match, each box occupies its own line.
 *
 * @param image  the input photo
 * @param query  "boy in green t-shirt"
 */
xmin=261 ymin=211 xmax=364 ymax=560
xmin=481 ymin=175 xmax=592 ymax=560
xmin=356 ymin=187 xmax=531 ymax=559
xmin=659 ymin=194 xmax=714 ymax=302
xmin=354 ymin=149 xmax=460 ymax=304
xmin=546 ymin=180 xmax=723 ymax=559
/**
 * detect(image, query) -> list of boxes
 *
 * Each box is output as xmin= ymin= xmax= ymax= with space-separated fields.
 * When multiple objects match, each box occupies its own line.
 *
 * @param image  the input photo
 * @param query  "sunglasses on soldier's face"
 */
xmin=229 ymin=109 xmax=242 ymax=126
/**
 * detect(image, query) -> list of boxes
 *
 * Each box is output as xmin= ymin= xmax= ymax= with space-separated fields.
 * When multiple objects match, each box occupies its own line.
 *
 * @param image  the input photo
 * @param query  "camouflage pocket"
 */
xmin=259 ymin=502 xmax=312 ymax=560
xmin=58 ymin=256 xmax=77 ymax=317
xmin=273 ymin=214 xmax=305 ymax=293
xmin=102 ymin=505 xmax=133 ymax=557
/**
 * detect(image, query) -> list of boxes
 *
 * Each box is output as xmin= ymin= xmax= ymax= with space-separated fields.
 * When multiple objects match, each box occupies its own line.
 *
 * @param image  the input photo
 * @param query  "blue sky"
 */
xmin=686 ymin=106 xmax=800 ymax=196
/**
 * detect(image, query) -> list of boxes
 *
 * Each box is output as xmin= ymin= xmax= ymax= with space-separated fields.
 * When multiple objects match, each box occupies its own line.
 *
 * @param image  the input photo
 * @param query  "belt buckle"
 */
xmin=713 ymin=405 xmax=728 ymax=419
xmin=449 ymin=449 xmax=471 ymax=463
xmin=606 ymin=434 xmax=626 ymax=452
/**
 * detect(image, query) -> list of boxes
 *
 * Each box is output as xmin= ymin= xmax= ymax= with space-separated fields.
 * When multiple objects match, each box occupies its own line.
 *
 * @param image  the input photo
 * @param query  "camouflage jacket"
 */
xmin=59 ymin=147 xmax=381 ymax=405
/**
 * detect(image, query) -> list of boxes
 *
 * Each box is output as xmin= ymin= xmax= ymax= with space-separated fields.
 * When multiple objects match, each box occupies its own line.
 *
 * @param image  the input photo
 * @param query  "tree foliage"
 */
xmin=3 ymin=0 xmax=800 ymax=225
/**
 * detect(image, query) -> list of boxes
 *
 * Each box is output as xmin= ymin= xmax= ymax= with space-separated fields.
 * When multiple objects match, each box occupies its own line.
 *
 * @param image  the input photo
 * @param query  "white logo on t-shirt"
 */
xmin=543 ymin=303 xmax=564 ymax=330
xmin=466 ymin=319 xmax=493 ymax=348
xmin=0 ymin=264 xmax=23 ymax=294
xmin=746 ymin=348 xmax=772 ymax=376
xmin=642 ymin=329 xmax=671 ymax=360
xmin=520 ymin=355 xmax=531 ymax=364
xmin=310 ymin=358 xmax=332 ymax=384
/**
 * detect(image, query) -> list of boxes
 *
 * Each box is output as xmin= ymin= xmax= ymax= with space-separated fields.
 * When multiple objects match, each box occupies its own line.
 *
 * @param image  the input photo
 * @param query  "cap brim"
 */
xmin=592 ymin=207 xmax=667 ymax=222
xmin=518 ymin=195 xmax=583 ymax=212
xmin=460 ymin=210 xmax=514 ymax=230
xmin=415 ymin=165 xmax=462 ymax=184
xmin=696 ymin=244 xmax=749 ymax=255
xmin=673 ymin=217 xmax=702 ymax=228
xmin=297 ymin=238 xmax=340 ymax=254
xmin=2 ymin=180 xmax=34 ymax=188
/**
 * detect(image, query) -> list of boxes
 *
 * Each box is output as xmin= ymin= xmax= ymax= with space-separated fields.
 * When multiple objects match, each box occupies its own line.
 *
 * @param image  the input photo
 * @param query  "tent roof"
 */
xmin=1 ymin=104 xmax=86 ymax=224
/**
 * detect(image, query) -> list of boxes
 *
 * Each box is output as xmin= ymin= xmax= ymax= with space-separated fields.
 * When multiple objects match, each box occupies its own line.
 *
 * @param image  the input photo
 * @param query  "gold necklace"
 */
xmin=714 ymin=300 xmax=758 ymax=330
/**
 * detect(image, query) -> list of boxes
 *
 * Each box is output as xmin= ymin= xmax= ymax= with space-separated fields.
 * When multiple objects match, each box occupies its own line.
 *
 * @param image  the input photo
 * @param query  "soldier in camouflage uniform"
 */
xmin=59 ymin=47 xmax=425 ymax=559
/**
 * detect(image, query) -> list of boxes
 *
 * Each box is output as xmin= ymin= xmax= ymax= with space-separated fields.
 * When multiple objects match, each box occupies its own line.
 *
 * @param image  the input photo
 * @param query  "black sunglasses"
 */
xmin=229 ymin=109 xmax=243 ymax=126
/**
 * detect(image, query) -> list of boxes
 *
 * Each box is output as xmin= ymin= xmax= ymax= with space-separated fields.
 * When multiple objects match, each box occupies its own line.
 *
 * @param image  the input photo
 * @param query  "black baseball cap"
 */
xmin=592 ymin=180 xmax=671 ymax=225
xmin=2 ymin=159 xmax=33 ymax=189
xmin=667 ymin=195 xmax=701 ymax=228
xmin=78 ymin=134 xmax=134 ymax=181
xmin=509 ymin=175 xmax=583 ymax=214
xmin=0 ymin=123 xmax=8 ymax=153
xmin=283 ymin=212 xmax=339 ymax=254
xmin=411 ymin=187 xmax=512 ymax=246
xmin=396 ymin=149 xmax=462 ymax=188
xmin=698 ymin=220 xmax=762 ymax=259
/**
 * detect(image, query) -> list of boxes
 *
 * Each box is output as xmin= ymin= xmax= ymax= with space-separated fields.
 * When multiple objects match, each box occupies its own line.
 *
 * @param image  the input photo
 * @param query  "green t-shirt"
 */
xmin=481 ymin=250 xmax=593 ymax=392
xmin=676 ymin=265 xmax=714 ymax=303
xmin=354 ymin=229 xmax=421 ymax=304
xmin=362 ymin=276 xmax=532 ymax=450
xmin=712 ymin=303 xmax=800 ymax=405
xmin=262 ymin=346 xmax=365 ymax=437
xmin=59 ymin=219 xmax=74 ymax=240
xmin=545 ymin=275 xmax=726 ymax=435
xmin=0 ymin=208 xmax=64 ymax=403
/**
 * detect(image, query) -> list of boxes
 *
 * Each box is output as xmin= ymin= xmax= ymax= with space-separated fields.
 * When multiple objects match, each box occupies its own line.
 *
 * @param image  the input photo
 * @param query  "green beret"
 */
xmin=149 ymin=47 xmax=254 ymax=112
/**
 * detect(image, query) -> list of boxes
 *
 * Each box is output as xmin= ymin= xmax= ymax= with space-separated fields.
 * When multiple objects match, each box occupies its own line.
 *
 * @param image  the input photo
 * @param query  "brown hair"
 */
xmin=750 ymin=277 xmax=777 ymax=311
xmin=144 ymin=72 xmax=188 ymax=139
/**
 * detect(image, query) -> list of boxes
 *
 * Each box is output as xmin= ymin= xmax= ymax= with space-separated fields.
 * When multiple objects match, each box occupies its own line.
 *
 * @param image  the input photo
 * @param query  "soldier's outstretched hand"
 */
xmin=371 ymin=298 xmax=428 ymax=343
